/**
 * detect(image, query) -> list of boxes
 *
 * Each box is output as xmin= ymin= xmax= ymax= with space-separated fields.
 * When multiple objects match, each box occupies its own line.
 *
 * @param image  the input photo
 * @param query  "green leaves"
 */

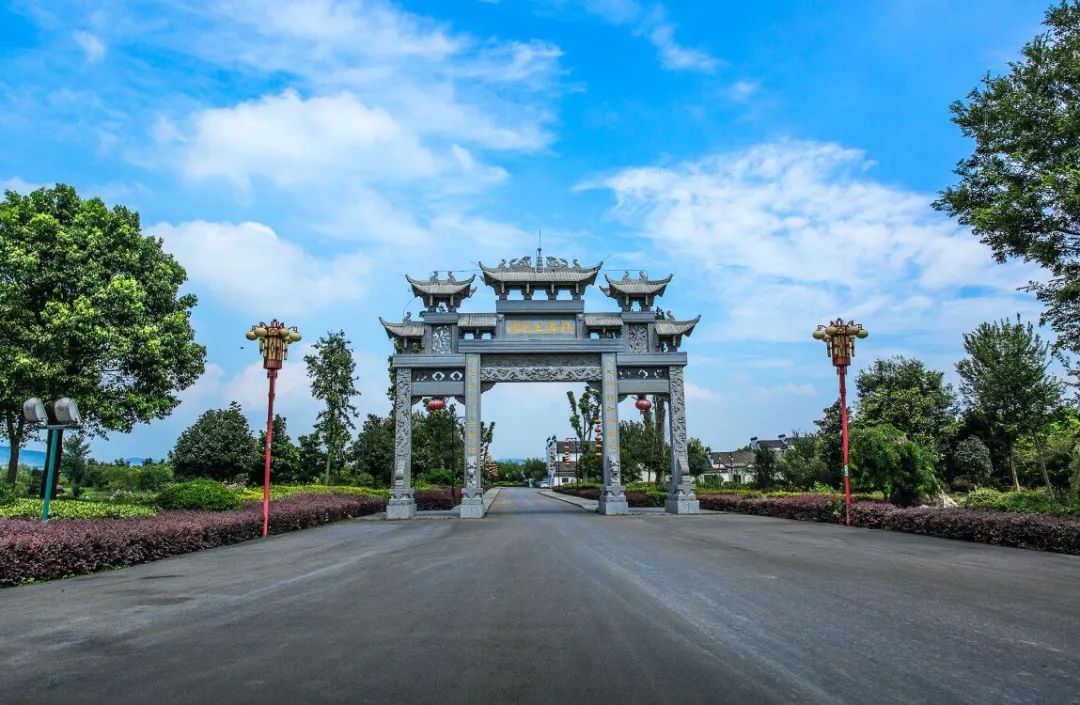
xmin=169 ymin=402 xmax=260 ymax=482
xmin=936 ymin=4 xmax=1080 ymax=360
xmin=0 ymin=185 xmax=205 ymax=464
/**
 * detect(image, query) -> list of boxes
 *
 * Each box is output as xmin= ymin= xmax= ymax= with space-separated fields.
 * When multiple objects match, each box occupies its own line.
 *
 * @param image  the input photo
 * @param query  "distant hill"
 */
xmin=0 ymin=446 xmax=144 ymax=469
xmin=0 ymin=446 xmax=46 ymax=468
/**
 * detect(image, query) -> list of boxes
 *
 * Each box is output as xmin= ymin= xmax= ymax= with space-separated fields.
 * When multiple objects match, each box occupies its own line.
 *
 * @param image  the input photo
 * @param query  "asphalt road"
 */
xmin=0 ymin=488 xmax=1077 ymax=705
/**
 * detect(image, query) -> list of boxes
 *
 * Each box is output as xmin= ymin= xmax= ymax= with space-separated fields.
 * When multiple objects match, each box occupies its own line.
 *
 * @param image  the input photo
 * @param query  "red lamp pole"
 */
xmin=813 ymin=318 xmax=868 ymax=527
xmin=246 ymin=319 xmax=302 ymax=538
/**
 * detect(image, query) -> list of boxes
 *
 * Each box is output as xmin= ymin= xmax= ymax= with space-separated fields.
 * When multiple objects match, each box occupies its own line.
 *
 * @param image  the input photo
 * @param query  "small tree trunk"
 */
xmin=1009 ymin=453 xmax=1020 ymax=492
xmin=5 ymin=413 xmax=23 ymax=487
xmin=1032 ymin=436 xmax=1056 ymax=500
xmin=324 ymin=449 xmax=332 ymax=486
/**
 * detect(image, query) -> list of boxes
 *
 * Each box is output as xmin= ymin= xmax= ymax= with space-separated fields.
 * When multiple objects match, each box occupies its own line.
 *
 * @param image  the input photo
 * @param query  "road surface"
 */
xmin=0 ymin=488 xmax=1077 ymax=704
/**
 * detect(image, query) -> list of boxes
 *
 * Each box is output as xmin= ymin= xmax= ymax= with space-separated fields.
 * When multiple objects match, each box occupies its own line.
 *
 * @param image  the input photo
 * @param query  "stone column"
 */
xmin=599 ymin=353 xmax=628 ymax=515
xmin=387 ymin=367 xmax=417 ymax=519
xmin=665 ymin=366 xmax=699 ymax=514
xmin=460 ymin=353 xmax=485 ymax=518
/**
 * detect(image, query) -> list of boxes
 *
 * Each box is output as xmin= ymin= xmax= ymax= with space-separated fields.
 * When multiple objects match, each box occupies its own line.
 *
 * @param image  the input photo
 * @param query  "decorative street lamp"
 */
xmin=246 ymin=319 xmax=301 ymax=537
xmin=813 ymin=318 xmax=869 ymax=526
xmin=23 ymin=397 xmax=81 ymax=523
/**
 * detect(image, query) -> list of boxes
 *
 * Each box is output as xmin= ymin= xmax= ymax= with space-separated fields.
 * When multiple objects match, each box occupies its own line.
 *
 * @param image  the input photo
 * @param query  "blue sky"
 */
xmin=0 ymin=0 xmax=1054 ymax=460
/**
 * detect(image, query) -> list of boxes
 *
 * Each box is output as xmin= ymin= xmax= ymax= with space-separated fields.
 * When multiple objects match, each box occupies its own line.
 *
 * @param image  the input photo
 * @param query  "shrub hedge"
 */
xmin=698 ymin=493 xmax=1080 ymax=555
xmin=157 ymin=479 xmax=242 ymax=511
xmin=0 ymin=499 xmax=156 ymax=520
xmin=415 ymin=488 xmax=455 ymax=510
xmin=960 ymin=487 xmax=1080 ymax=517
xmin=0 ymin=492 xmax=386 ymax=586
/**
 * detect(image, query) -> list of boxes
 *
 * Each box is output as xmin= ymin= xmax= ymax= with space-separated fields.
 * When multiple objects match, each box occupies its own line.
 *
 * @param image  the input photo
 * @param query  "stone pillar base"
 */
xmin=459 ymin=495 xmax=485 ymax=519
xmin=386 ymin=496 xmax=417 ymax=520
xmin=665 ymin=497 xmax=700 ymax=514
xmin=599 ymin=486 xmax=629 ymax=515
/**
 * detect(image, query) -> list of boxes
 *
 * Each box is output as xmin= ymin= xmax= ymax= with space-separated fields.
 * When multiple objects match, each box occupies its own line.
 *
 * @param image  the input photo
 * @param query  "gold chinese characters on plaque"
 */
xmin=506 ymin=319 xmax=575 ymax=336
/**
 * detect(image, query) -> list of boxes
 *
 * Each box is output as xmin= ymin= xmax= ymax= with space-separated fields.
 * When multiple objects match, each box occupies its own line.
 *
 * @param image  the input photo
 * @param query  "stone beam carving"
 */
xmin=479 ymin=354 xmax=601 ymax=382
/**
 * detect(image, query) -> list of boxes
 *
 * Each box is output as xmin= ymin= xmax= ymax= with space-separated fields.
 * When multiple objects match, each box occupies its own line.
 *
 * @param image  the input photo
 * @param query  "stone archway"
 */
xmin=380 ymin=253 xmax=700 ymax=519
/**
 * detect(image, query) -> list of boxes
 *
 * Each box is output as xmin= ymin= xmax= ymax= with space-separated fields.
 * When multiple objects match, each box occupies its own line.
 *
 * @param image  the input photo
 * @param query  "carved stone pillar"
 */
xmin=460 ymin=354 xmax=485 ymax=518
xmin=387 ymin=367 xmax=417 ymax=519
xmin=599 ymin=353 xmax=628 ymax=515
xmin=665 ymin=366 xmax=699 ymax=514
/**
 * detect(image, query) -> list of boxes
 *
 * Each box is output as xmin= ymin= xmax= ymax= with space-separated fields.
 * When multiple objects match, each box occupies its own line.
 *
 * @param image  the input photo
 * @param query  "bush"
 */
xmin=0 ymin=482 xmax=15 ymax=507
xmin=698 ymin=492 xmax=1080 ymax=554
xmin=157 ymin=480 xmax=242 ymax=511
xmin=961 ymin=487 xmax=1080 ymax=516
xmin=0 ymin=493 xmax=386 ymax=586
xmin=0 ymin=499 xmax=155 ymax=519
xmin=416 ymin=488 xmax=454 ymax=510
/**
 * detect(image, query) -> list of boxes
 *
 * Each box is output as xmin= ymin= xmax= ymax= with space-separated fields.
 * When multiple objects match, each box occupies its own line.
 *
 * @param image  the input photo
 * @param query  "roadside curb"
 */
xmin=538 ymin=489 xmax=597 ymax=512
xmin=482 ymin=487 xmax=501 ymax=516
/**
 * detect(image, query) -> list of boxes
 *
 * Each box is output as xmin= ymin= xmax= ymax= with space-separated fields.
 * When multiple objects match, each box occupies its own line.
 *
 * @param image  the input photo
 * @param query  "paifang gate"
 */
xmin=379 ymin=253 xmax=701 ymax=519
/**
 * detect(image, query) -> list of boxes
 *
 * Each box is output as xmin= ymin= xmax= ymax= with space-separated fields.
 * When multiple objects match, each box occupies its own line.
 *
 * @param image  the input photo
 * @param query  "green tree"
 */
xmin=566 ymin=388 xmax=602 ymax=481
xmin=956 ymin=316 xmax=1065 ymax=493
xmin=751 ymin=445 xmax=778 ymax=489
xmin=253 ymin=414 xmax=306 ymax=485
xmin=777 ymin=432 xmax=830 ymax=489
xmin=59 ymin=433 xmax=90 ymax=496
xmin=687 ymin=437 xmax=711 ymax=476
xmin=411 ymin=403 xmax=464 ymax=479
xmin=813 ymin=401 xmax=848 ymax=487
xmin=0 ymin=185 xmax=206 ymax=486
xmin=856 ymin=356 xmax=957 ymax=457
xmin=619 ymin=419 xmax=651 ymax=483
xmin=305 ymin=331 xmax=360 ymax=485
xmin=170 ymin=402 xmax=259 ymax=481
xmin=850 ymin=424 xmax=938 ymax=506
xmin=936 ymin=3 xmax=1080 ymax=364
xmin=951 ymin=436 xmax=994 ymax=488
xmin=347 ymin=414 xmax=395 ymax=487
xmin=522 ymin=457 xmax=547 ymax=483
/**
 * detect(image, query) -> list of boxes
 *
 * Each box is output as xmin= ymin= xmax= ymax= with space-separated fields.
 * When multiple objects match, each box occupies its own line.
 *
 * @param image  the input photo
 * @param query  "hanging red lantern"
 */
xmin=426 ymin=397 xmax=445 ymax=412
xmin=636 ymin=394 xmax=652 ymax=412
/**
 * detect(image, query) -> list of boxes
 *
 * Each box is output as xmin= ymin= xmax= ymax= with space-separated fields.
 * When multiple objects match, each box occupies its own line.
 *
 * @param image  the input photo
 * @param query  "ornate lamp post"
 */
xmin=246 ymin=319 xmax=301 ymax=537
xmin=812 ymin=318 xmax=869 ymax=526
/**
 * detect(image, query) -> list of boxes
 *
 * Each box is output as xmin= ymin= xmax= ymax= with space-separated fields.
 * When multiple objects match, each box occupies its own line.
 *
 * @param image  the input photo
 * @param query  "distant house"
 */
xmin=545 ymin=437 xmax=584 ymax=487
xmin=750 ymin=435 xmax=789 ymax=454
xmin=702 ymin=450 xmax=754 ymax=484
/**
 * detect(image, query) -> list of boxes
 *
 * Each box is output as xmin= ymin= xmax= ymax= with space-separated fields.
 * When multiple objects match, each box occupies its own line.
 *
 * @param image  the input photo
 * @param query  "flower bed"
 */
xmin=0 ymin=492 xmax=386 ymax=587
xmin=698 ymin=493 xmax=1080 ymax=555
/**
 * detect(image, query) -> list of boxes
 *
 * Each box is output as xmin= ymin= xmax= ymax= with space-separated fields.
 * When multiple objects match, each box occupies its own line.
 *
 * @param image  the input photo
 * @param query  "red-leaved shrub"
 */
xmin=0 ymin=493 xmax=386 ymax=586
xmin=698 ymin=493 xmax=1080 ymax=555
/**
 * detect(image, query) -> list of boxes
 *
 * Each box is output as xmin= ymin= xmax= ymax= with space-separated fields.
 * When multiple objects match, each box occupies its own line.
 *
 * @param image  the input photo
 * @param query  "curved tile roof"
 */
xmin=601 ymin=273 xmax=673 ymax=296
xmin=379 ymin=317 xmax=425 ymax=339
xmin=405 ymin=273 xmax=476 ymax=297
xmin=582 ymin=313 xmax=623 ymax=328
xmin=458 ymin=313 xmax=498 ymax=329
xmin=655 ymin=315 xmax=701 ymax=337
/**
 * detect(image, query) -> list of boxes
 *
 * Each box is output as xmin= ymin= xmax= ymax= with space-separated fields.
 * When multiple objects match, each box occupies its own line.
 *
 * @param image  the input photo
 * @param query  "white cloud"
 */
xmin=584 ymin=139 xmax=1044 ymax=344
xmin=0 ymin=177 xmax=49 ymax=193
xmin=171 ymin=90 xmax=440 ymax=190
xmin=153 ymin=220 xmax=372 ymax=315
xmin=582 ymin=0 xmax=718 ymax=72
xmin=727 ymin=80 xmax=759 ymax=102
xmin=72 ymin=30 xmax=106 ymax=63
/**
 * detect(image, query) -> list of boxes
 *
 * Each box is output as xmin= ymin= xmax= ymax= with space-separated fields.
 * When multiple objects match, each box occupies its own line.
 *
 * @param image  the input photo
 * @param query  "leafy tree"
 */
xmin=566 ymin=388 xmax=602 ymax=481
xmin=347 ymin=414 xmax=395 ymax=487
xmin=687 ymin=437 xmax=711 ymax=476
xmin=951 ymin=436 xmax=994 ymax=488
xmin=777 ymin=432 xmax=830 ymax=489
xmin=1014 ymin=409 xmax=1080 ymax=489
xmin=619 ymin=419 xmax=651 ymax=483
xmin=306 ymin=331 xmax=360 ymax=484
xmin=0 ymin=185 xmax=206 ymax=486
xmin=956 ymin=316 xmax=1065 ymax=492
xmin=856 ymin=356 xmax=957 ymax=457
xmin=170 ymin=402 xmax=259 ymax=481
xmin=522 ymin=457 xmax=547 ymax=483
xmin=850 ymin=424 xmax=938 ymax=506
xmin=253 ymin=415 xmax=306 ymax=485
xmin=936 ymin=3 xmax=1080 ymax=365
xmin=813 ymin=400 xmax=848 ymax=488
xmin=411 ymin=403 xmax=464 ymax=479
xmin=59 ymin=434 xmax=90 ymax=496
xmin=751 ymin=445 xmax=778 ymax=489
xmin=298 ymin=432 xmax=327 ymax=483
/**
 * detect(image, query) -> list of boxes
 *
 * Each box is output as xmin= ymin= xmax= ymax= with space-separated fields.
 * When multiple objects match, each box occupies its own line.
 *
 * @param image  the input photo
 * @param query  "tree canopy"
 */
xmin=170 ymin=402 xmax=258 ymax=482
xmin=935 ymin=2 xmax=1080 ymax=361
xmin=305 ymin=331 xmax=360 ymax=484
xmin=0 ymin=185 xmax=205 ymax=485
xmin=855 ymin=356 xmax=956 ymax=456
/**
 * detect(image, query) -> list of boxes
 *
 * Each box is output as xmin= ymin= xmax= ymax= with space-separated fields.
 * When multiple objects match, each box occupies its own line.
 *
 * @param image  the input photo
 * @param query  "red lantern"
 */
xmin=426 ymin=397 xmax=445 ymax=412
xmin=635 ymin=395 xmax=652 ymax=412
